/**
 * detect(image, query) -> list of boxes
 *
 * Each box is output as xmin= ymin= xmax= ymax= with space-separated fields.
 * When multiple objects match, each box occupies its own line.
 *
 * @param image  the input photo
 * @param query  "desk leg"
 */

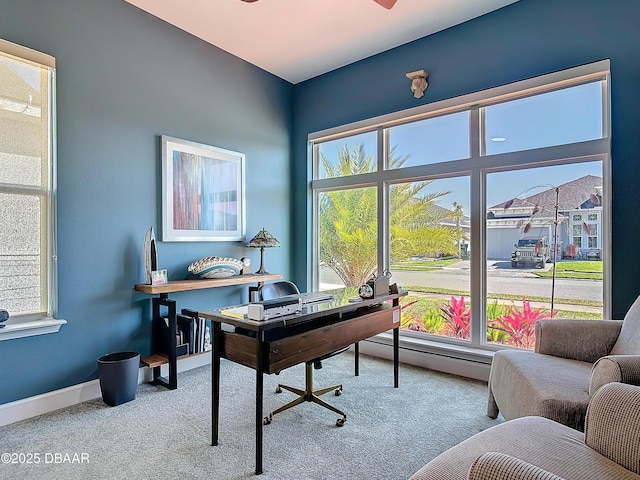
xmin=393 ymin=326 xmax=399 ymax=388
xmin=255 ymin=334 xmax=264 ymax=475
xmin=211 ymin=322 xmax=221 ymax=446
xmin=354 ymin=342 xmax=359 ymax=376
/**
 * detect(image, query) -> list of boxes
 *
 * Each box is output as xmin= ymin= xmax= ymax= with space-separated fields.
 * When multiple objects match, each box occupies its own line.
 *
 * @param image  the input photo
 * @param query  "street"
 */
xmin=320 ymin=260 xmax=603 ymax=303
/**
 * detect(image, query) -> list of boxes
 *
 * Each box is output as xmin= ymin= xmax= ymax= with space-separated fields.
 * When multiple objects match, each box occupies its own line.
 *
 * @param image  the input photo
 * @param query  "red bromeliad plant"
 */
xmin=489 ymin=298 xmax=552 ymax=349
xmin=440 ymin=295 xmax=471 ymax=340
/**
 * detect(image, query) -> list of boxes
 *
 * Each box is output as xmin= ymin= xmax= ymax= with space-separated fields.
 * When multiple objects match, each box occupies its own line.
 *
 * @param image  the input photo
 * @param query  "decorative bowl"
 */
xmin=188 ymin=256 xmax=243 ymax=279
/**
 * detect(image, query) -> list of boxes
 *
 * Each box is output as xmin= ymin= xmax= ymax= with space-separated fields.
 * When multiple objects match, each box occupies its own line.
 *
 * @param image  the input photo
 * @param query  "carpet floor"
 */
xmin=0 ymin=353 xmax=501 ymax=480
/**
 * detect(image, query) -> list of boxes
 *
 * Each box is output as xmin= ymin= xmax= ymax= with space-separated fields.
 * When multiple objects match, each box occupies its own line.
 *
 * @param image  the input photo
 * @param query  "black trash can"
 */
xmin=97 ymin=351 xmax=140 ymax=406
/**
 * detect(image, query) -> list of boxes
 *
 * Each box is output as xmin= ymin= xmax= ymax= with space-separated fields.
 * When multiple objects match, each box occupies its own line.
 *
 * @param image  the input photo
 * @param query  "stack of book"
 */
xmin=154 ymin=308 xmax=212 ymax=357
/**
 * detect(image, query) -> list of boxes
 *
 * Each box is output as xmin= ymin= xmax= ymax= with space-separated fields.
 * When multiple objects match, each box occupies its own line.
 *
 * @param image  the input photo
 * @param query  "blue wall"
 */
xmin=292 ymin=0 xmax=640 ymax=317
xmin=2 ymin=0 xmax=640 ymax=405
xmin=0 ymin=0 xmax=293 ymax=404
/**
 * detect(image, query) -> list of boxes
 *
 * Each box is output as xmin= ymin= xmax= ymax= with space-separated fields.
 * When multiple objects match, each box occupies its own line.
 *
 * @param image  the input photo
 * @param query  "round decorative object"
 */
xmin=188 ymin=256 xmax=243 ymax=279
xmin=358 ymin=284 xmax=374 ymax=299
xmin=240 ymin=256 xmax=252 ymax=274
xmin=0 ymin=309 xmax=9 ymax=329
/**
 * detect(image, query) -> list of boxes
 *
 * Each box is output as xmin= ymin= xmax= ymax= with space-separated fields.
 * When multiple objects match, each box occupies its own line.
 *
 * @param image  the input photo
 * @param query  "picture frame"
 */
xmin=161 ymin=135 xmax=246 ymax=242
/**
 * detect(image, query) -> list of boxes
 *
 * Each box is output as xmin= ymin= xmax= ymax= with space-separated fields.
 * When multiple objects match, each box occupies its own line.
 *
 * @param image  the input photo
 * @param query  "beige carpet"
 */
xmin=0 ymin=353 xmax=501 ymax=479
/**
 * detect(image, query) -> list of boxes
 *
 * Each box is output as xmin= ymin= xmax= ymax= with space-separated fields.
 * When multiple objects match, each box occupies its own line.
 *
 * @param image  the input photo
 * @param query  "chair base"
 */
xmin=263 ymin=362 xmax=347 ymax=427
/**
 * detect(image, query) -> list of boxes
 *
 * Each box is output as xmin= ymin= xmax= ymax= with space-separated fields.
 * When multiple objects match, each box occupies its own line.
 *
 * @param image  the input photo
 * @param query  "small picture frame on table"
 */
xmin=151 ymin=269 xmax=168 ymax=285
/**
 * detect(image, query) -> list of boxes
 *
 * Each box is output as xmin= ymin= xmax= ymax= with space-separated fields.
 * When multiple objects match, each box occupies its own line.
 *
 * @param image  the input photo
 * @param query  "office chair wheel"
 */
xmin=336 ymin=416 xmax=346 ymax=427
xmin=335 ymin=388 xmax=342 ymax=396
xmin=263 ymin=414 xmax=273 ymax=425
xmin=275 ymin=386 xmax=283 ymax=393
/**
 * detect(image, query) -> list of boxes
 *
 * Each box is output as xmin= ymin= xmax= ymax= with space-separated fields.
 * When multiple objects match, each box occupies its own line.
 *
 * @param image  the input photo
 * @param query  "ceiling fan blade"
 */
xmin=373 ymin=0 xmax=398 ymax=9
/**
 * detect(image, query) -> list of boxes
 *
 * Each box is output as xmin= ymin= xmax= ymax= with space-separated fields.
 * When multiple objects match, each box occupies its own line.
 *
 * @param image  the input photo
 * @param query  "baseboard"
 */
xmin=0 ymin=343 xmax=487 ymax=427
xmin=0 ymin=353 xmax=212 ymax=427
xmin=356 ymin=339 xmax=492 ymax=382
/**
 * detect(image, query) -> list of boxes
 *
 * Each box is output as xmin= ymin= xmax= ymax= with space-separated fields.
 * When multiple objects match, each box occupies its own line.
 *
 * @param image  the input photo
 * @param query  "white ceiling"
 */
xmin=125 ymin=0 xmax=518 ymax=84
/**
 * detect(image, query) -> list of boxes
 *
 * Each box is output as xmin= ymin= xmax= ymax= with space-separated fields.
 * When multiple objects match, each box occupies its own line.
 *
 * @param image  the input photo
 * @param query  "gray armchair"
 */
xmin=410 ymin=382 xmax=640 ymax=480
xmin=487 ymin=295 xmax=640 ymax=431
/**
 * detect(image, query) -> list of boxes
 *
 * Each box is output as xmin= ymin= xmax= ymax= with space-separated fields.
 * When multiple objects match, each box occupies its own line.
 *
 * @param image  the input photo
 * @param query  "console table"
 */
xmin=133 ymin=273 xmax=282 ymax=389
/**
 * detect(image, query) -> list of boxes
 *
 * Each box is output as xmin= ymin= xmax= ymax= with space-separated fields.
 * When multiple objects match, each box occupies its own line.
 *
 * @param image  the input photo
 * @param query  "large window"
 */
xmin=0 ymin=39 xmax=62 ymax=338
xmin=311 ymin=60 xmax=610 ymax=354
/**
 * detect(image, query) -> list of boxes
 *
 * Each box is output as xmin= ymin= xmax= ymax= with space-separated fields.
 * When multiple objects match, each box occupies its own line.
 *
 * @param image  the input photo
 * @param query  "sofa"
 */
xmin=487 ymin=295 xmax=640 ymax=431
xmin=410 ymin=382 xmax=640 ymax=480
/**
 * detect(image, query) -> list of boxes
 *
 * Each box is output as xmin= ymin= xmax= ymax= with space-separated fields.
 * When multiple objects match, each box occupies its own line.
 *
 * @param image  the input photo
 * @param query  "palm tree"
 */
xmin=319 ymin=143 xmax=464 ymax=286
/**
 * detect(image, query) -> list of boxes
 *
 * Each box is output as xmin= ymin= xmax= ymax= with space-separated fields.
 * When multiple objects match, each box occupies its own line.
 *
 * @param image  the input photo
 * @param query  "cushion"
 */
xmin=584 ymin=383 xmax=640 ymax=475
xmin=409 ymin=416 xmax=640 ymax=480
xmin=468 ymin=452 xmax=566 ymax=480
xmin=611 ymin=296 xmax=640 ymax=355
xmin=488 ymin=349 xmax=592 ymax=430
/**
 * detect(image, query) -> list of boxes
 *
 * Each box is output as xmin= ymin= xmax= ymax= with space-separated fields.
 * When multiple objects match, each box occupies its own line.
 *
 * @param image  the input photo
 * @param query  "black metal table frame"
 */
xmin=204 ymin=290 xmax=406 ymax=475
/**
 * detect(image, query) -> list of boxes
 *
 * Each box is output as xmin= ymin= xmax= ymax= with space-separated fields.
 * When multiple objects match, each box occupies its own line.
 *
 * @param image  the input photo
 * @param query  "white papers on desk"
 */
xmin=220 ymin=306 xmax=248 ymax=319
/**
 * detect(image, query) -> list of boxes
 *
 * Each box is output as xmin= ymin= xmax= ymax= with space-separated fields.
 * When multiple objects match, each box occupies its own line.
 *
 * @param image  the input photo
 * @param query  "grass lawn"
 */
xmin=391 ymin=257 xmax=461 ymax=271
xmin=405 ymin=285 xmax=602 ymax=308
xmin=535 ymin=260 xmax=603 ymax=280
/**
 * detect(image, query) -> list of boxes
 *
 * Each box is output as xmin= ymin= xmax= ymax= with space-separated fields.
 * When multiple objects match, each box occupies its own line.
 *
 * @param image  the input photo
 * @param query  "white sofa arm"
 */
xmin=468 ymin=452 xmax=566 ymax=480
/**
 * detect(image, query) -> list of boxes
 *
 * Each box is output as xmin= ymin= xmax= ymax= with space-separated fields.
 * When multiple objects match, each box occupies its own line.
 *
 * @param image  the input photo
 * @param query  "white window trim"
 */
xmin=310 ymin=59 xmax=611 ymax=351
xmin=0 ymin=318 xmax=66 ymax=341
xmin=309 ymin=60 xmax=610 ymax=144
xmin=0 ymin=39 xmax=65 ymax=340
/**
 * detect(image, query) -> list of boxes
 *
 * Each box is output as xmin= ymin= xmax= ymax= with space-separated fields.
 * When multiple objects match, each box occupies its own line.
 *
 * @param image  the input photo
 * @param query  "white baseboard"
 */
xmin=0 ymin=344 xmax=486 ymax=428
xmin=356 ymin=340 xmax=492 ymax=382
xmin=0 ymin=353 xmax=212 ymax=427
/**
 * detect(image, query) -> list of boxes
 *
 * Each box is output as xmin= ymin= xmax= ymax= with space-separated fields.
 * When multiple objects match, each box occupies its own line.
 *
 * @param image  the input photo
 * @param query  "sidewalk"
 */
xmin=406 ymin=290 xmax=602 ymax=315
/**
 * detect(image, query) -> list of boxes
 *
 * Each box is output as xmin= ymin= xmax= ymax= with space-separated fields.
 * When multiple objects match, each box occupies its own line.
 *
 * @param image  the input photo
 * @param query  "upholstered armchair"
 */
xmin=410 ymin=382 xmax=640 ymax=480
xmin=487 ymin=295 xmax=640 ymax=431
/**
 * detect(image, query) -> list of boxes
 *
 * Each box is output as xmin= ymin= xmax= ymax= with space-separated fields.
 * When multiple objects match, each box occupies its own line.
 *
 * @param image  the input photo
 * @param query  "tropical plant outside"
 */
xmin=439 ymin=295 xmax=471 ymax=339
xmin=319 ymin=144 xmax=465 ymax=287
xmin=401 ymin=294 xmax=556 ymax=348
xmin=318 ymin=143 xmax=603 ymax=351
xmin=488 ymin=298 xmax=552 ymax=349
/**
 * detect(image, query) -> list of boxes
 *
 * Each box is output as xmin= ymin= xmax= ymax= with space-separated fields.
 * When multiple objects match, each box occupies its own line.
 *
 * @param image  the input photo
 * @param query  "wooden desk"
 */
xmin=200 ymin=288 xmax=407 ymax=475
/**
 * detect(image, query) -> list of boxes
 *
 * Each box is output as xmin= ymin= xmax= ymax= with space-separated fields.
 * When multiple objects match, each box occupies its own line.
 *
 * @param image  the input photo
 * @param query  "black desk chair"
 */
xmin=259 ymin=281 xmax=349 ymax=427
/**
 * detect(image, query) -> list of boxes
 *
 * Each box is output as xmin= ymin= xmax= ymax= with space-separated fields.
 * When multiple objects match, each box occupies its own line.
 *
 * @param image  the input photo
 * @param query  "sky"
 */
xmin=318 ymin=81 xmax=604 ymax=214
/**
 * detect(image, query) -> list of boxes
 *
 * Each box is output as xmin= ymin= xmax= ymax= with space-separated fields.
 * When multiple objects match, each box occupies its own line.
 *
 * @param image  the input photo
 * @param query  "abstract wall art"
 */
xmin=161 ymin=135 xmax=245 ymax=242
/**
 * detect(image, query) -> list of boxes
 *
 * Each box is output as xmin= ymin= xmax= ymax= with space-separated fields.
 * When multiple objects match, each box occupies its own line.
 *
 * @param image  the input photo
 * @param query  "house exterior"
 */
xmin=486 ymin=176 xmax=603 ymax=260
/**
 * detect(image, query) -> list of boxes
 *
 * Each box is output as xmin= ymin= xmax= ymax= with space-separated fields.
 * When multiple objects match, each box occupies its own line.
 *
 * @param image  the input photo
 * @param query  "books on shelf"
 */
xmin=180 ymin=308 xmax=212 ymax=354
xmin=154 ymin=309 xmax=212 ymax=358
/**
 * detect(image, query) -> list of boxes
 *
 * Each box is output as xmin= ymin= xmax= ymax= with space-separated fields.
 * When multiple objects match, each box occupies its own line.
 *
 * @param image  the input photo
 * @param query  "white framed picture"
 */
xmin=161 ymin=135 xmax=246 ymax=242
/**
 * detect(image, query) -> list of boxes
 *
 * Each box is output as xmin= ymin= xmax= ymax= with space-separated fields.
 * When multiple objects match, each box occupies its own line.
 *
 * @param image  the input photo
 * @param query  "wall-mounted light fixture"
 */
xmin=406 ymin=69 xmax=428 ymax=99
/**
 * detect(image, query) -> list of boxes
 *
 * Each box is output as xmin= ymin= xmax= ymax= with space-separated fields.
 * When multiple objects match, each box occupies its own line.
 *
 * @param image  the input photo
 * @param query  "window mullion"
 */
xmin=469 ymin=107 xmax=484 ymax=346
xmin=379 ymin=128 xmax=388 ymax=274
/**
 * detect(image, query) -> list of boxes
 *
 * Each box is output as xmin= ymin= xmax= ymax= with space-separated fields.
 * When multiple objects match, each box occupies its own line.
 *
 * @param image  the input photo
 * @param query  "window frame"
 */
xmin=310 ymin=60 xmax=611 ymax=355
xmin=0 ymin=38 xmax=65 ymax=340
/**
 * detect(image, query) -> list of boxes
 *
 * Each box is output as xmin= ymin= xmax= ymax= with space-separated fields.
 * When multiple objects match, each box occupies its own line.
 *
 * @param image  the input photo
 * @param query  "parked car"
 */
xmin=511 ymin=236 xmax=550 ymax=268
